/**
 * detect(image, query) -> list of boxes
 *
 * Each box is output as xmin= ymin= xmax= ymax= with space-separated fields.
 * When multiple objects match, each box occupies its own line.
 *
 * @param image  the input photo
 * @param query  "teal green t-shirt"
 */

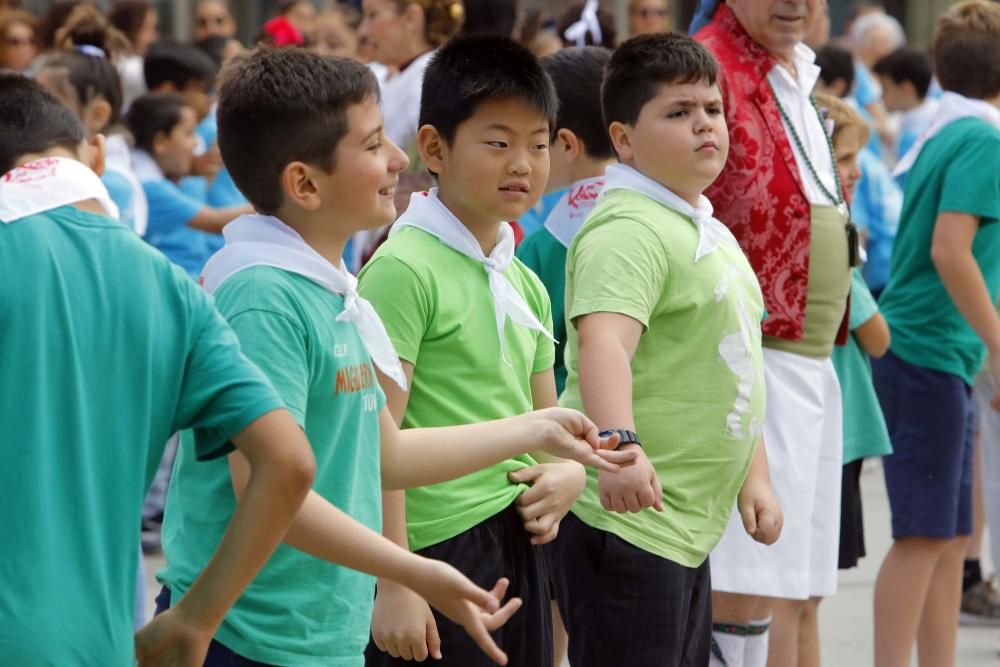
xmin=517 ymin=227 xmax=569 ymax=394
xmin=831 ymin=269 xmax=893 ymax=464
xmin=880 ymin=118 xmax=1000 ymax=385
xmin=358 ymin=226 xmax=555 ymax=551
xmin=561 ymin=189 xmax=766 ymax=567
xmin=0 ymin=205 xmax=281 ymax=666
xmin=159 ymin=266 xmax=385 ymax=666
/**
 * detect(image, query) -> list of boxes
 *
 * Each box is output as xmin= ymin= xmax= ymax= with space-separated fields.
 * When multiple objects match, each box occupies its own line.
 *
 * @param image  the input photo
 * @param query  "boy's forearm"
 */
xmin=175 ymin=410 xmax=314 ymax=632
xmin=932 ymin=212 xmax=1000 ymax=354
xmin=376 ymin=490 xmax=412 ymax=589
xmin=741 ymin=439 xmax=771 ymax=489
xmin=578 ymin=333 xmax=636 ymax=430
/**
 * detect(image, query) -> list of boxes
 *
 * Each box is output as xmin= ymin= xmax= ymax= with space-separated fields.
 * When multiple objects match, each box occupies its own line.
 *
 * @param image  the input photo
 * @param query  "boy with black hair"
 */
xmin=872 ymin=46 xmax=937 ymax=161
xmin=0 ymin=72 xmax=315 ymax=667
xmin=815 ymin=44 xmax=856 ymax=99
xmin=548 ymin=33 xmax=782 ymax=667
xmin=144 ymin=40 xmax=219 ymax=121
xmin=359 ymin=34 xmax=594 ymax=667
xmin=873 ymin=2 xmax=1000 ymax=665
xmin=517 ymin=46 xmax=614 ymax=396
xmin=158 ymin=46 xmax=629 ymax=667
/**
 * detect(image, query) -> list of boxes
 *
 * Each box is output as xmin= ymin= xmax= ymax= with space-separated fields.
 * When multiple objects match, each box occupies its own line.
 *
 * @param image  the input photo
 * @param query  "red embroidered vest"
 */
xmin=696 ymin=4 xmax=847 ymax=343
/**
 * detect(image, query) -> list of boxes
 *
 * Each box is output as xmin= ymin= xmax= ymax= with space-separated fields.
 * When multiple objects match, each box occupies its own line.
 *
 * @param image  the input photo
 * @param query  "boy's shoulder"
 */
xmin=579 ymin=188 xmax=686 ymax=243
xmin=368 ymin=224 xmax=456 ymax=273
xmin=213 ymin=265 xmax=328 ymax=324
xmin=934 ymin=116 xmax=1000 ymax=153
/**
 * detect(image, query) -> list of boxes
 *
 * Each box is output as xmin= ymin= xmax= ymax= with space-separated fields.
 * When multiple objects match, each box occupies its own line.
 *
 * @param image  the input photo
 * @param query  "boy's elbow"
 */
xmin=274 ymin=437 xmax=316 ymax=499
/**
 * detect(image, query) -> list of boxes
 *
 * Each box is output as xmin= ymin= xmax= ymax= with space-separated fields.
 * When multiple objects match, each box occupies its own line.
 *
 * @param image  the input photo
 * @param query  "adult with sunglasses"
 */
xmin=0 ymin=9 xmax=36 ymax=74
xmin=628 ymin=0 xmax=670 ymax=36
xmin=691 ymin=2 xmax=854 ymax=667
xmin=193 ymin=0 xmax=237 ymax=42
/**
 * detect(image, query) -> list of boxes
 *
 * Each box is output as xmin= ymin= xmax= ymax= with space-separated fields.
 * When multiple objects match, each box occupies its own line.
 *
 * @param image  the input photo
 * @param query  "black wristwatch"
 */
xmin=599 ymin=429 xmax=642 ymax=449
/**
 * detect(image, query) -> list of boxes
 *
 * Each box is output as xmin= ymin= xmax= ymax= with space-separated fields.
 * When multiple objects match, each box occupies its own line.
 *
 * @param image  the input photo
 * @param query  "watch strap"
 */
xmin=599 ymin=429 xmax=642 ymax=449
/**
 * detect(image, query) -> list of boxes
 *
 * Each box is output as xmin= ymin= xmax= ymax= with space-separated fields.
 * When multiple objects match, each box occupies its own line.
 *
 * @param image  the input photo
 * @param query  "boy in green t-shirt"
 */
xmin=549 ymin=34 xmax=783 ymax=667
xmin=156 ymin=47 xmax=629 ymax=667
xmin=872 ymin=3 xmax=1000 ymax=664
xmin=0 ymin=74 xmax=315 ymax=666
xmin=359 ymin=35 xmax=600 ymax=667
xmin=516 ymin=46 xmax=616 ymax=396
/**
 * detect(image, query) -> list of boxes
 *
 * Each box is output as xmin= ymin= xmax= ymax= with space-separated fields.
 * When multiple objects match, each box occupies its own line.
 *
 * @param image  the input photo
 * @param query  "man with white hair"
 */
xmin=694 ymin=2 xmax=854 ymax=666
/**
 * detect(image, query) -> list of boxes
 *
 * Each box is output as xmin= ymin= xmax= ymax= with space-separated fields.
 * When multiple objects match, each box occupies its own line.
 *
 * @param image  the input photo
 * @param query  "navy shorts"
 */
xmin=872 ymin=350 xmax=975 ymax=539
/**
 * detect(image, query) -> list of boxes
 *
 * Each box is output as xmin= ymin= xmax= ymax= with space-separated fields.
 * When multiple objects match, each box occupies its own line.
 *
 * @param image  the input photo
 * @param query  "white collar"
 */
xmin=392 ymin=188 xmax=555 ymax=360
xmin=543 ymin=176 xmax=605 ymax=249
xmin=768 ymin=42 xmax=821 ymax=97
xmin=201 ymin=214 xmax=407 ymax=389
xmin=601 ymin=164 xmax=739 ymax=262
xmin=0 ymin=156 xmax=119 ymax=223
xmin=894 ymin=92 xmax=1000 ymax=176
xmin=130 ymin=149 xmax=164 ymax=183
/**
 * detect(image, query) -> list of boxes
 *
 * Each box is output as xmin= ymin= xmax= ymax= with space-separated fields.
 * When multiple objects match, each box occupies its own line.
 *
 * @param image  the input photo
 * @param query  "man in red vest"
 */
xmin=695 ymin=3 xmax=854 ymax=666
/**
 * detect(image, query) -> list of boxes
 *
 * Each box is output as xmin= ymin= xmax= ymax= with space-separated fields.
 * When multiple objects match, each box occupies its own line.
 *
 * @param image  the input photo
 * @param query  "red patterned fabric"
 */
xmin=696 ymin=4 xmax=847 ymax=343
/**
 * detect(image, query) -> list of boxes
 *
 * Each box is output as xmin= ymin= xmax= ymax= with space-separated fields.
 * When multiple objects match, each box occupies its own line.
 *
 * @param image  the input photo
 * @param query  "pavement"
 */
xmin=141 ymin=460 xmax=1000 ymax=665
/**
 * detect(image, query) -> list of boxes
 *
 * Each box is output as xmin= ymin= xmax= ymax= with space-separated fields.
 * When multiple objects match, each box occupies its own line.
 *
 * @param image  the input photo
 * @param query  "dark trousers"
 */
xmin=154 ymin=587 xmax=275 ymax=667
xmin=365 ymin=505 xmax=553 ymax=667
xmin=549 ymin=513 xmax=712 ymax=667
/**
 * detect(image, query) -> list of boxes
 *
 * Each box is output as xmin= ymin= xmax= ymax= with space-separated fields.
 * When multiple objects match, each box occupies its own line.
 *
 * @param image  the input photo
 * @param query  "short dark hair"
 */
xmin=933 ymin=0 xmax=1000 ymax=100
xmin=815 ymin=44 xmax=855 ymax=93
xmin=873 ymin=47 xmax=933 ymax=99
xmin=542 ymin=46 xmax=613 ymax=160
xmin=107 ymin=0 xmax=153 ymax=49
xmin=216 ymin=47 xmax=379 ymax=215
xmin=143 ymin=40 xmax=218 ymax=91
xmin=126 ymin=92 xmax=190 ymax=153
xmin=419 ymin=34 xmax=558 ymax=146
xmin=602 ymin=33 xmax=718 ymax=129
xmin=0 ymin=74 xmax=84 ymax=174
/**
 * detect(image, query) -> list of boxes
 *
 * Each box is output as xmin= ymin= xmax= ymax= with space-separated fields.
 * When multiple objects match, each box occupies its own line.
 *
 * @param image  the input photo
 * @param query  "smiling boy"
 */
xmin=548 ymin=34 xmax=782 ymax=667
xmin=359 ymin=34 xmax=590 ymax=667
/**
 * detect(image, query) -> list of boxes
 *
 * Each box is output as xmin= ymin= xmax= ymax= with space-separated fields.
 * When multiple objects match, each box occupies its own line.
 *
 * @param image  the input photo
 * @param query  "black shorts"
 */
xmin=838 ymin=459 xmax=866 ymax=569
xmin=365 ymin=504 xmax=553 ymax=667
xmin=549 ymin=513 xmax=711 ymax=667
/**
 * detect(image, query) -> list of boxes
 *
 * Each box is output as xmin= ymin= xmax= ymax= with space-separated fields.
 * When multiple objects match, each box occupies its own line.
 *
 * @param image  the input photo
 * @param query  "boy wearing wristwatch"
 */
xmin=548 ymin=34 xmax=783 ymax=667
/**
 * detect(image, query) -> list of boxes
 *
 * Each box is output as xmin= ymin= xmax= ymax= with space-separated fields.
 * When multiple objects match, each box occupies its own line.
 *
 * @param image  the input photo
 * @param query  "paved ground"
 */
xmin=141 ymin=460 xmax=1000 ymax=665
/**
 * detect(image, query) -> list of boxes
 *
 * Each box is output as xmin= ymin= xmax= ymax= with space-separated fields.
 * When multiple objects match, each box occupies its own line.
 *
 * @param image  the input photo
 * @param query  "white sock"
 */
xmin=710 ymin=623 xmax=747 ymax=667
xmin=743 ymin=617 xmax=771 ymax=667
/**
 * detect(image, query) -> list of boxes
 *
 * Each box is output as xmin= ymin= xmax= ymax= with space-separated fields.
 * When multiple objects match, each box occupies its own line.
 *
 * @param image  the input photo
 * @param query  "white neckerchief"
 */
xmin=563 ymin=0 xmax=602 ymax=47
xmin=105 ymin=134 xmax=149 ymax=236
xmin=544 ymin=176 xmax=604 ymax=248
xmin=894 ymin=92 xmax=1000 ymax=177
xmin=0 ymin=156 xmax=119 ymax=223
xmin=391 ymin=189 xmax=555 ymax=361
xmin=766 ymin=42 xmax=839 ymax=206
xmin=601 ymin=163 xmax=739 ymax=262
xmin=200 ymin=214 xmax=407 ymax=390
xmin=130 ymin=148 xmax=163 ymax=184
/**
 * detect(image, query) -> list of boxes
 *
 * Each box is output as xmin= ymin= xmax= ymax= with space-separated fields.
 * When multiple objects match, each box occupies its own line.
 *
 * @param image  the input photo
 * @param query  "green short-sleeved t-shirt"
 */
xmin=832 ymin=269 xmax=893 ymax=464
xmin=358 ymin=226 xmax=555 ymax=551
xmin=159 ymin=266 xmax=385 ymax=666
xmin=0 ymin=205 xmax=281 ymax=666
xmin=880 ymin=118 xmax=1000 ymax=385
xmin=517 ymin=227 xmax=569 ymax=394
xmin=561 ymin=189 xmax=766 ymax=567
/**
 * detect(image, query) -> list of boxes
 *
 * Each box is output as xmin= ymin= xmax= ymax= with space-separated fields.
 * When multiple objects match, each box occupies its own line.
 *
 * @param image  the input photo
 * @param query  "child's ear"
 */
xmin=608 ymin=122 xmax=634 ymax=162
xmin=417 ymin=124 xmax=445 ymax=175
xmin=83 ymin=134 xmax=106 ymax=177
xmin=82 ymin=100 xmax=112 ymax=139
xmin=556 ymin=128 xmax=583 ymax=162
xmin=281 ymin=161 xmax=322 ymax=211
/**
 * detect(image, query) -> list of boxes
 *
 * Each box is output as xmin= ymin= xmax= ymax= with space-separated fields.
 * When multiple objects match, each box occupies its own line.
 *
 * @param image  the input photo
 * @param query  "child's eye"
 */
xmin=668 ymin=110 xmax=687 ymax=119
xmin=707 ymin=106 xmax=723 ymax=115
xmin=533 ymin=143 xmax=549 ymax=151
xmin=367 ymin=142 xmax=382 ymax=152
xmin=486 ymin=141 xmax=508 ymax=149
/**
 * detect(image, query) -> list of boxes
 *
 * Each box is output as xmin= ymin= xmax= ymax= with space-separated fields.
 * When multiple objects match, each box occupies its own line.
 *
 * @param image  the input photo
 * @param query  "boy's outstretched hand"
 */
xmin=134 ymin=607 xmax=213 ymax=667
xmin=531 ymin=407 xmax=638 ymax=471
xmin=738 ymin=478 xmax=783 ymax=545
xmin=405 ymin=559 xmax=523 ymax=665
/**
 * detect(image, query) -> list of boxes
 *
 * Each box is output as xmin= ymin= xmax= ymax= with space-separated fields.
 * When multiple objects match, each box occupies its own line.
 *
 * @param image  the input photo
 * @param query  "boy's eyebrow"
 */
xmin=361 ymin=125 xmax=383 ymax=142
xmin=666 ymin=98 xmax=723 ymax=107
xmin=485 ymin=123 xmax=551 ymax=136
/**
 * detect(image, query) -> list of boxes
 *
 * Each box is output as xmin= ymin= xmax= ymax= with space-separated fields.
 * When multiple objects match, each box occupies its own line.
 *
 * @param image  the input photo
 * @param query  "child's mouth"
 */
xmin=499 ymin=183 xmax=530 ymax=199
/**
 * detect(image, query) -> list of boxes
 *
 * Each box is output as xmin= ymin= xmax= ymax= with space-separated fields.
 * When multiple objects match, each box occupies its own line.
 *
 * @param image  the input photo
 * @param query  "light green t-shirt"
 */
xmin=517 ymin=227 xmax=569 ymax=394
xmin=880 ymin=118 xmax=1000 ymax=385
xmin=0 ymin=205 xmax=281 ymax=666
xmin=561 ymin=189 xmax=766 ymax=567
xmin=358 ymin=226 xmax=555 ymax=551
xmin=831 ymin=269 xmax=893 ymax=464
xmin=159 ymin=267 xmax=385 ymax=666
